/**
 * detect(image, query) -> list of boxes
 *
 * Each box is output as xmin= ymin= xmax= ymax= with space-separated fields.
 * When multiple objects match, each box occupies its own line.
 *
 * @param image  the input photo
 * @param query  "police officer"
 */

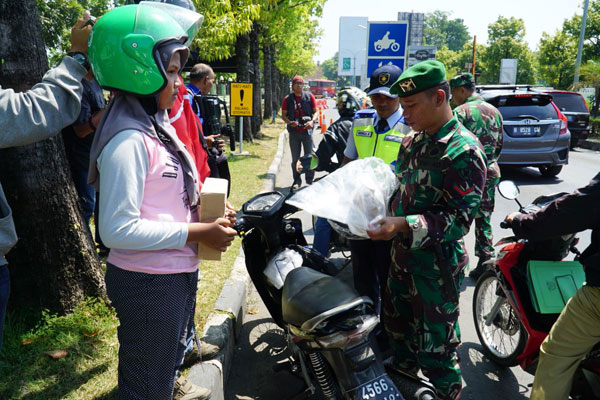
xmin=367 ymin=61 xmax=487 ymax=400
xmin=341 ymin=65 xmax=410 ymax=335
xmin=450 ymin=73 xmax=503 ymax=280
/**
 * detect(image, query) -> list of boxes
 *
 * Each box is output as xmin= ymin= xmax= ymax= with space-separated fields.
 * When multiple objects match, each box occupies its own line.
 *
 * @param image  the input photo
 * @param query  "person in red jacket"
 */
xmin=169 ymin=76 xmax=211 ymax=184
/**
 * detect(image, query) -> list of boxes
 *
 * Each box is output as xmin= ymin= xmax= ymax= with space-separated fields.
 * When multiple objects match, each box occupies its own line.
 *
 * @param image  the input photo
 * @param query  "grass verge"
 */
xmin=0 ymin=120 xmax=285 ymax=399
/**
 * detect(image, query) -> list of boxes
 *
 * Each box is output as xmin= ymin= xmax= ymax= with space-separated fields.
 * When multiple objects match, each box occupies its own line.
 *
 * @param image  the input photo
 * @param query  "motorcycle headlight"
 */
xmin=245 ymin=192 xmax=283 ymax=212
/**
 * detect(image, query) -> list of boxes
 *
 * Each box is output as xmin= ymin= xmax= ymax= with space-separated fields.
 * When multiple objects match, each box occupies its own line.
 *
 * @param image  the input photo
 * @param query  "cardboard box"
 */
xmin=197 ymin=177 xmax=228 ymax=260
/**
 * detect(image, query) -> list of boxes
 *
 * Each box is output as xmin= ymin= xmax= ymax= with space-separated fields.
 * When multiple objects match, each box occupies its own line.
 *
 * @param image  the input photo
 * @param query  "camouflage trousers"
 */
xmin=384 ymin=240 xmax=467 ymax=400
xmin=474 ymin=175 xmax=500 ymax=260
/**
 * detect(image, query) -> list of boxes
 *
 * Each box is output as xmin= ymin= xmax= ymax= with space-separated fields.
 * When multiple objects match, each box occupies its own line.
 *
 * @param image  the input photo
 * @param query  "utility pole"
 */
xmin=574 ymin=0 xmax=590 ymax=85
xmin=472 ymin=35 xmax=477 ymax=79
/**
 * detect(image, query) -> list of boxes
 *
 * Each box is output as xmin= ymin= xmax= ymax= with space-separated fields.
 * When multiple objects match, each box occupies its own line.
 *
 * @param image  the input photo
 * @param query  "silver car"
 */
xmin=478 ymin=87 xmax=570 ymax=178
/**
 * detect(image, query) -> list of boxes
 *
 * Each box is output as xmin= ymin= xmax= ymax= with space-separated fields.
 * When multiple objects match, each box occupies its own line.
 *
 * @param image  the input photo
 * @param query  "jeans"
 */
xmin=0 ymin=264 xmax=10 ymax=354
xmin=313 ymin=217 xmax=332 ymax=257
xmin=289 ymin=130 xmax=314 ymax=185
xmin=65 ymin=145 xmax=95 ymax=223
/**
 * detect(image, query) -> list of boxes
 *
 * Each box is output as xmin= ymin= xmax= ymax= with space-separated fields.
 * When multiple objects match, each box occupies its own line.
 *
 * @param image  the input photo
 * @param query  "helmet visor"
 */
xmin=136 ymin=1 xmax=203 ymax=47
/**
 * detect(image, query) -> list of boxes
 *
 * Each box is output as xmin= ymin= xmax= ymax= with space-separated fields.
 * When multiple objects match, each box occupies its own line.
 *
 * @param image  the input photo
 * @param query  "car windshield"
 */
xmin=549 ymin=93 xmax=588 ymax=113
xmin=497 ymin=103 xmax=557 ymax=120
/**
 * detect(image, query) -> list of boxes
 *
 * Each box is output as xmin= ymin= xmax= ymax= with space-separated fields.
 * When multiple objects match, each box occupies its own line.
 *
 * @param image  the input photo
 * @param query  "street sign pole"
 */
xmin=238 ymin=116 xmax=244 ymax=154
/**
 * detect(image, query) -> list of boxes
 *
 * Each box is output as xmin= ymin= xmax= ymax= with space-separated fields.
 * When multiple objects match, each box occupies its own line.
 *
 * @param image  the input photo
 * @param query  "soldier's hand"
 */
xmin=366 ymin=217 xmax=408 ymax=241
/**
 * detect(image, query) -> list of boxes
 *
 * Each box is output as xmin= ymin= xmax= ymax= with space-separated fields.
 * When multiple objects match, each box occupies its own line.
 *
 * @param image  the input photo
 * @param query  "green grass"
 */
xmin=0 ymin=120 xmax=284 ymax=399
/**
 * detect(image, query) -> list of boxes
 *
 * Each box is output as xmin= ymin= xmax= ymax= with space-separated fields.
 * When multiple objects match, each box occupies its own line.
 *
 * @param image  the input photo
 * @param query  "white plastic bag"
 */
xmin=263 ymin=248 xmax=304 ymax=289
xmin=287 ymin=157 xmax=398 ymax=238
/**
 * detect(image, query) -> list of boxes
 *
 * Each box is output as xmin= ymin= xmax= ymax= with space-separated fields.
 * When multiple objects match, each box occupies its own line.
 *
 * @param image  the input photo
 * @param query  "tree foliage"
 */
xmin=481 ymin=16 xmax=537 ymax=84
xmin=36 ymin=0 xmax=112 ymax=65
xmin=260 ymin=0 xmax=325 ymax=76
xmin=192 ymin=0 xmax=261 ymax=60
xmin=563 ymin=0 xmax=600 ymax=61
xmin=579 ymin=59 xmax=600 ymax=115
xmin=424 ymin=11 xmax=470 ymax=51
xmin=538 ymin=31 xmax=577 ymax=89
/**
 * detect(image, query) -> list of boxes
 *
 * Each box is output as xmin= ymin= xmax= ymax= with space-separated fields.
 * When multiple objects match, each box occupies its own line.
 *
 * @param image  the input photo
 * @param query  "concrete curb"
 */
xmin=188 ymin=129 xmax=288 ymax=399
xmin=579 ymin=138 xmax=600 ymax=152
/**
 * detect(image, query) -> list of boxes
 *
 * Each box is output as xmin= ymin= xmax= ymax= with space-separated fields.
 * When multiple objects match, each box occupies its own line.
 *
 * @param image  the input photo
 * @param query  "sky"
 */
xmin=314 ymin=0 xmax=585 ymax=63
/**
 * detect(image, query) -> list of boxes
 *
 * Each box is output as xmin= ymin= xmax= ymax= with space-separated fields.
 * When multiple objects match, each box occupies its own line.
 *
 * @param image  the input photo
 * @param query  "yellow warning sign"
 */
xmin=230 ymin=82 xmax=253 ymax=116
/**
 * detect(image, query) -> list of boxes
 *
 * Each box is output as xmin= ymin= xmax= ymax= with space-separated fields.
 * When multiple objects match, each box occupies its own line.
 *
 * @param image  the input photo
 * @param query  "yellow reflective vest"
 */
xmin=352 ymin=109 xmax=411 ymax=165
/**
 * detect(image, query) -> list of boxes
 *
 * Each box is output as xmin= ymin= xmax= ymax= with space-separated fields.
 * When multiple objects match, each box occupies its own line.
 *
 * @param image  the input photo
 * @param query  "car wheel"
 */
xmin=570 ymin=137 xmax=579 ymax=150
xmin=539 ymin=165 xmax=562 ymax=178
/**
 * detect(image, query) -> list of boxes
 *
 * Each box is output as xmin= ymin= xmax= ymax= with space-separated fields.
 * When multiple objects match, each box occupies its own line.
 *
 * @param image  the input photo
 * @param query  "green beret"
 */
xmin=449 ymin=73 xmax=474 ymax=90
xmin=390 ymin=60 xmax=447 ymax=97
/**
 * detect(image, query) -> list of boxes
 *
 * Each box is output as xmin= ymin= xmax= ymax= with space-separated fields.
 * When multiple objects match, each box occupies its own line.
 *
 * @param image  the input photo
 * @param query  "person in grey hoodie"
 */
xmin=0 ymin=12 xmax=92 ymax=353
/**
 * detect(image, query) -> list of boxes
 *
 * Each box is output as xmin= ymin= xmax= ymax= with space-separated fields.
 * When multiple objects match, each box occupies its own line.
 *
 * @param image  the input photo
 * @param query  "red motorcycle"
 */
xmin=472 ymin=180 xmax=600 ymax=399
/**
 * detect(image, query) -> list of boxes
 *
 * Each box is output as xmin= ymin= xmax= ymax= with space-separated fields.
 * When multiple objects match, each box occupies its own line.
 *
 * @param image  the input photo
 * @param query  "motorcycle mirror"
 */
xmin=498 ymin=180 xmax=520 ymax=200
xmin=299 ymin=153 xmax=320 ymax=172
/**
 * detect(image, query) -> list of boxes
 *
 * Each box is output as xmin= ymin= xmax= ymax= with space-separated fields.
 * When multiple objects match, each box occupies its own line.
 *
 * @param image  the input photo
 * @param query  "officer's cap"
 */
xmin=367 ymin=65 xmax=402 ymax=98
xmin=390 ymin=60 xmax=447 ymax=97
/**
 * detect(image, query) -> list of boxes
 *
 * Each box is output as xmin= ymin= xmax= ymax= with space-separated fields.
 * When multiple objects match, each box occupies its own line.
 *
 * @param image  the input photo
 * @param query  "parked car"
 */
xmin=540 ymin=90 xmax=590 ymax=149
xmin=477 ymin=85 xmax=570 ymax=178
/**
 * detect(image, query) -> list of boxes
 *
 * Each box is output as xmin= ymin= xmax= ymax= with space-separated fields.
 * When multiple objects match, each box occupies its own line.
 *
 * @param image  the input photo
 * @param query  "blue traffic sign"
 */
xmin=367 ymin=58 xmax=405 ymax=76
xmin=366 ymin=22 xmax=408 ymax=76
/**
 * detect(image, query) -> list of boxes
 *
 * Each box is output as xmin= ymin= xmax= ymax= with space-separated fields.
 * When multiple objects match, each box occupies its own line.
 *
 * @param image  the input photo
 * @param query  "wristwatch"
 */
xmin=67 ymin=51 xmax=90 ymax=71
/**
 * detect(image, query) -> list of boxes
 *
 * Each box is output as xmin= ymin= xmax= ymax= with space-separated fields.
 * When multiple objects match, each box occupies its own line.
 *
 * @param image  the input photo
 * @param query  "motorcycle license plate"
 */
xmin=353 ymin=374 xmax=403 ymax=400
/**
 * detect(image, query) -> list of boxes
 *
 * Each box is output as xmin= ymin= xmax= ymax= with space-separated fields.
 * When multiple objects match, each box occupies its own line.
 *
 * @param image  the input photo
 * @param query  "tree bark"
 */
xmin=262 ymin=44 xmax=273 ymax=121
xmin=0 ymin=0 xmax=105 ymax=314
xmin=235 ymin=32 xmax=252 ymax=142
xmin=249 ymin=23 xmax=262 ymax=137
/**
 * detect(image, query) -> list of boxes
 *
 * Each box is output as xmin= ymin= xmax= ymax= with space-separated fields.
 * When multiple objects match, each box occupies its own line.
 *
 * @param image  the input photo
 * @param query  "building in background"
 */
xmin=338 ymin=16 xmax=368 ymax=89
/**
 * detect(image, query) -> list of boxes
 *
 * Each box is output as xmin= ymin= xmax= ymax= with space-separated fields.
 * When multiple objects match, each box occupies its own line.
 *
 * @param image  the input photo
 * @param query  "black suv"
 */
xmin=541 ymin=90 xmax=590 ymax=149
xmin=477 ymin=85 xmax=570 ymax=178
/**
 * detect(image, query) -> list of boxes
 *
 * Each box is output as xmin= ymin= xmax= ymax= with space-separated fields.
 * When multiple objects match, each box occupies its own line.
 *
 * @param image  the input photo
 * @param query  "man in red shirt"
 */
xmin=281 ymin=76 xmax=316 ymax=189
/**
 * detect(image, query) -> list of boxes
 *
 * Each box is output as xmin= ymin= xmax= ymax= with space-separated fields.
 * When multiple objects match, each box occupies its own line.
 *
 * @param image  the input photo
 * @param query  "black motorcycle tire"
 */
xmin=472 ymin=270 xmax=527 ymax=367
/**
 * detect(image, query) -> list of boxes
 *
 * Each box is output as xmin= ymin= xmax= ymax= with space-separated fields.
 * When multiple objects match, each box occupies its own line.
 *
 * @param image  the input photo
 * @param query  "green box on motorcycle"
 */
xmin=527 ymin=260 xmax=586 ymax=314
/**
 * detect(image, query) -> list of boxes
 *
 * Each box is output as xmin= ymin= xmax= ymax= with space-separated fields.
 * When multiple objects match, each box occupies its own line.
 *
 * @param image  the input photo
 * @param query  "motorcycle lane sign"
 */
xmin=366 ymin=21 xmax=408 ymax=77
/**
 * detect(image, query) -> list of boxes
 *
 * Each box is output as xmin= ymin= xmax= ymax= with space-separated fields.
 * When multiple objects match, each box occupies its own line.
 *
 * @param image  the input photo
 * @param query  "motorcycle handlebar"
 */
xmin=500 ymin=220 xmax=510 ymax=229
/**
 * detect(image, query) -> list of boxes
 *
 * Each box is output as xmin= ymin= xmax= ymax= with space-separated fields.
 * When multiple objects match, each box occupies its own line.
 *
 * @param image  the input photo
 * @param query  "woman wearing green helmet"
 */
xmin=87 ymin=3 xmax=235 ymax=399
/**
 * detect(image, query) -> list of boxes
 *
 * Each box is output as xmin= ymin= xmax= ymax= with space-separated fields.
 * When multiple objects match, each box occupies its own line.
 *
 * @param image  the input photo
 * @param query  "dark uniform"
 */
xmin=451 ymin=73 xmax=503 ymax=271
xmin=386 ymin=61 xmax=487 ymax=400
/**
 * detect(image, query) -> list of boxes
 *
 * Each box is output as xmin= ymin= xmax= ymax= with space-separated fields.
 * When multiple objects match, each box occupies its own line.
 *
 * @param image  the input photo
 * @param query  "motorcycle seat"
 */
xmin=281 ymin=267 xmax=363 ymax=329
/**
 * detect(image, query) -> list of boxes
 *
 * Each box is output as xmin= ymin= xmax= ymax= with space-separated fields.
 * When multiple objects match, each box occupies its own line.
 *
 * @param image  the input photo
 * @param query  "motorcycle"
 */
xmin=374 ymin=32 xmax=400 ymax=53
xmin=472 ymin=180 xmax=600 ymax=399
xmin=235 ymin=189 xmax=437 ymax=400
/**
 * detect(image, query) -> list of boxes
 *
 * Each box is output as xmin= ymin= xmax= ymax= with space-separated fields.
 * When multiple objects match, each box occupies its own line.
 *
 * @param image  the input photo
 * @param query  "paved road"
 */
xmin=227 ymin=103 xmax=600 ymax=399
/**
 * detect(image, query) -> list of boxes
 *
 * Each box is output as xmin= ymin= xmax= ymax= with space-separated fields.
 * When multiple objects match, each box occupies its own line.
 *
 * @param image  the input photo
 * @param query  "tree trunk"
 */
xmin=249 ymin=23 xmax=262 ymax=137
xmin=235 ymin=32 xmax=253 ymax=142
xmin=262 ymin=44 xmax=273 ymax=121
xmin=0 ymin=0 xmax=105 ymax=314
xmin=272 ymin=66 xmax=281 ymax=114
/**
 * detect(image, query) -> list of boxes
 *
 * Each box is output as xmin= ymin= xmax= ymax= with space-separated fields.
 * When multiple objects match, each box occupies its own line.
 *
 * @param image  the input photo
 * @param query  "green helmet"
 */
xmin=89 ymin=2 xmax=202 ymax=96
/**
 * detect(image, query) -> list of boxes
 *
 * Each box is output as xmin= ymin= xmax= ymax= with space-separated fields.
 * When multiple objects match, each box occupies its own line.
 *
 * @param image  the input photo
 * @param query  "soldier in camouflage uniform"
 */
xmin=367 ymin=61 xmax=487 ymax=400
xmin=450 ymin=73 xmax=503 ymax=280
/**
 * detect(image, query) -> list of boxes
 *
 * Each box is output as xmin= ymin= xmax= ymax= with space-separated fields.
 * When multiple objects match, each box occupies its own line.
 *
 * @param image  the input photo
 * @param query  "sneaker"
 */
xmin=181 ymin=341 xmax=219 ymax=369
xmin=173 ymin=376 xmax=211 ymax=400
xmin=292 ymin=183 xmax=301 ymax=190
xmin=200 ymin=341 xmax=219 ymax=359
xmin=469 ymin=258 xmax=490 ymax=281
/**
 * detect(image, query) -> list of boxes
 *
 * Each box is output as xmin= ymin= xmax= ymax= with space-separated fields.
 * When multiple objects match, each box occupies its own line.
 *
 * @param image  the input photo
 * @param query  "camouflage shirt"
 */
xmin=454 ymin=95 xmax=503 ymax=180
xmin=391 ymin=115 xmax=487 ymax=250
